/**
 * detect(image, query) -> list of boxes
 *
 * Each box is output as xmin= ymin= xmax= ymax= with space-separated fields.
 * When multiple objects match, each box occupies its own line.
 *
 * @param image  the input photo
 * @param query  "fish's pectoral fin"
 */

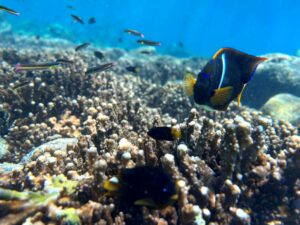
xmin=134 ymin=198 xmax=158 ymax=207
xmin=183 ymin=72 xmax=196 ymax=96
xmin=210 ymin=86 xmax=233 ymax=109
xmin=237 ymin=84 xmax=247 ymax=107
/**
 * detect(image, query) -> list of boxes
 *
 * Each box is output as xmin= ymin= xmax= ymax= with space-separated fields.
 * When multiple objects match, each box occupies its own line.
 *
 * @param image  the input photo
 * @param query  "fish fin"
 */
xmin=183 ymin=73 xmax=196 ymax=96
xmin=241 ymin=56 xmax=268 ymax=83
xmin=171 ymin=126 xmax=181 ymax=140
xmin=212 ymin=48 xmax=230 ymax=59
xmin=210 ymin=86 xmax=233 ymax=108
xmin=170 ymin=194 xmax=179 ymax=201
xmin=134 ymin=198 xmax=158 ymax=207
xmin=104 ymin=179 xmax=120 ymax=192
xmin=237 ymin=84 xmax=247 ymax=107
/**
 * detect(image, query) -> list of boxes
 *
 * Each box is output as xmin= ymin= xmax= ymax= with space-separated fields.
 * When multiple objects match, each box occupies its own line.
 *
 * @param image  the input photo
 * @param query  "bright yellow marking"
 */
xmin=104 ymin=180 xmax=119 ymax=192
xmin=183 ymin=72 xmax=196 ymax=96
xmin=210 ymin=86 xmax=233 ymax=107
xmin=171 ymin=126 xmax=181 ymax=140
xmin=212 ymin=48 xmax=227 ymax=59
xmin=237 ymin=84 xmax=247 ymax=107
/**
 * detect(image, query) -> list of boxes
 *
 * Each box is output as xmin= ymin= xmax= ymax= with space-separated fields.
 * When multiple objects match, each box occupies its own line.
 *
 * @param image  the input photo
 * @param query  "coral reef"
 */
xmin=0 ymin=36 xmax=299 ymax=225
xmin=261 ymin=93 xmax=300 ymax=125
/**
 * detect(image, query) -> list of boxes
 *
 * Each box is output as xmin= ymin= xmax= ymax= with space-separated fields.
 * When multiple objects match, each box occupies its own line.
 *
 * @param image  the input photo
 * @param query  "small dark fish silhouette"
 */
xmin=104 ymin=166 xmax=178 ymax=208
xmin=124 ymin=29 xmax=144 ymax=38
xmin=0 ymin=5 xmax=20 ymax=16
xmin=88 ymin=17 xmax=96 ymax=24
xmin=67 ymin=5 xmax=75 ymax=10
xmin=137 ymin=39 xmax=161 ymax=46
xmin=147 ymin=126 xmax=181 ymax=141
xmin=118 ymin=37 xmax=123 ymax=43
xmin=94 ymin=51 xmax=104 ymax=60
xmin=71 ymin=14 xmax=84 ymax=24
xmin=75 ymin=42 xmax=90 ymax=51
xmin=56 ymin=58 xmax=74 ymax=65
xmin=126 ymin=66 xmax=140 ymax=73
xmin=183 ymin=47 xmax=268 ymax=111
xmin=85 ymin=63 xmax=115 ymax=75
xmin=139 ymin=50 xmax=153 ymax=55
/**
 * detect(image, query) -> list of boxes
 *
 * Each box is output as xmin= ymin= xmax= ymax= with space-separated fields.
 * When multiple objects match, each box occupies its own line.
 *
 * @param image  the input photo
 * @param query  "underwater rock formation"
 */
xmin=244 ymin=53 xmax=300 ymax=108
xmin=0 ymin=37 xmax=299 ymax=224
xmin=261 ymin=93 xmax=300 ymax=125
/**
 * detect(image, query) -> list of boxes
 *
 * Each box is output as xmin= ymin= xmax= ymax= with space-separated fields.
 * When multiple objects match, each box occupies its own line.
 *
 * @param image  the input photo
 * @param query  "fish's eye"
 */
xmin=162 ymin=187 xmax=168 ymax=193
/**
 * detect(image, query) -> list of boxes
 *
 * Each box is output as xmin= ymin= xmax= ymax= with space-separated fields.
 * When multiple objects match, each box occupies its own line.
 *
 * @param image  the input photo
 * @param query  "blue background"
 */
xmin=2 ymin=0 xmax=300 ymax=57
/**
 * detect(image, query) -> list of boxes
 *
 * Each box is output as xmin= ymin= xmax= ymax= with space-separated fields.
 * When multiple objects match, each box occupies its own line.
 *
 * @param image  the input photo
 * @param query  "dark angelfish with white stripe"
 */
xmin=183 ymin=48 xmax=267 ymax=111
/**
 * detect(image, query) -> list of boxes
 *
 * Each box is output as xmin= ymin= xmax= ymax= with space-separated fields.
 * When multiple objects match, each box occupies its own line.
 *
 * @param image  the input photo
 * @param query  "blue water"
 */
xmin=3 ymin=0 xmax=300 ymax=57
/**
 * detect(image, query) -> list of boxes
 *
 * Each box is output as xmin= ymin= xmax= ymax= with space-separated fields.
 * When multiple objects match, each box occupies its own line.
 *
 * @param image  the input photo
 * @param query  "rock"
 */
xmin=260 ymin=93 xmax=300 ymax=125
xmin=243 ymin=54 xmax=300 ymax=108
xmin=0 ymin=162 xmax=23 ymax=174
xmin=20 ymin=138 xmax=78 ymax=164
xmin=0 ymin=138 xmax=8 ymax=160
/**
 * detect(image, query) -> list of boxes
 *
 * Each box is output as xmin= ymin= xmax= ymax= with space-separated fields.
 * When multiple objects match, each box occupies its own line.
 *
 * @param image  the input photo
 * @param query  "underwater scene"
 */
xmin=0 ymin=0 xmax=300 ymax=224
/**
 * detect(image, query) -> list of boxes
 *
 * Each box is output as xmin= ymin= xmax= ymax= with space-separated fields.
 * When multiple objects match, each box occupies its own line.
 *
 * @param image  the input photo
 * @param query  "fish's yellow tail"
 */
xmin=183 ymin=72 xmax=196 ymax=96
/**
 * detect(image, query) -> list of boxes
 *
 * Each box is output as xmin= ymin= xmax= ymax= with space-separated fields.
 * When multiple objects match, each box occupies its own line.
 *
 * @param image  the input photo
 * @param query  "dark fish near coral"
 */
xmin=75 ymin=42 xmax=90 ymax=51
xmin=88 ymin=17 xmax=96 ymax=24
xmin=147 ymin=126 xmax=181 ymax=141
xmin=67 ymin=5 xmax=75 ymax=10
xmin=139 ymin=50 xmax=153 ymax=55
xmin=94 ymin=51 xmax=104 ymax=60
xmin=183 ymin=47 xmax=267 ymax=111
xmin=124 ymin=29 xmax=144 ymax=38
xmin=137 ymin=39 xmax=161 ymax=46
xmin=126 ymin=66 xmax=140 ymax=73
xmin=71 ymin=14 xmax=84 ymax=24
xmin=15 ymin=62 xmax=60 ymax=72
xmin=56 ymin=58 xmax=74 ymax=65
xmin=85 ymin=63 xmax=115 ymax=75
xmin=104 ymin=166 xmax=178 ymax=208
xmin=0 ymin=5 xmax=20 ymax=16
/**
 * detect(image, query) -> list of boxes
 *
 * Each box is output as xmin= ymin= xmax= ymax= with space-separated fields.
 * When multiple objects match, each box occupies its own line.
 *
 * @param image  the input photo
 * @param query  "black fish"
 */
xmin=104 ymin=166 xmax=178 ymax=208
xmin=184 ymin=48 xmax=267 ymax=111
xmin=126 ymin=66 xmax=140 ymax=73
xmin=71 ymin=14 xmax=84 ymax=24
xmin=147 ymin=126 xmax=181 ymax=141
xmin=137 ymin=39 xmax=161 ymax=46
xmin=0 ymin=5 xmax=20 ymax=16
xmin=124 ymin=29 xmax=144 ymax=38
xmin=88 ymin=17 xmax=96 ymax=24
xmin=139 ymin=50 xmax=153 ymax=55
xmin=94 ymin=51 xmax=104 ymax=60
xmin=85 ymin=63 xmax=115 ymax=75
xmin=75 ymin=42 xmax=90 ymax=51
xmin=56 ymin=58 xmax=74 ymax=65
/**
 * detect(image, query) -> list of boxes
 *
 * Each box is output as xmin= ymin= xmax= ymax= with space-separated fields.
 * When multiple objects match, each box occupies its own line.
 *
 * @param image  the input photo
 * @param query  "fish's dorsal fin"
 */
xmin=237 ymin=84 xmax=247 ymax=106
xmin=240 ymin=56 xmax=268 ymax=83
xmin=212 ymin=48 xmax=231 ymax=59
xmin=183 ymin=72 xmax=196 ymax=96
xmin=210 ymin=86 xmax=233 ymax=109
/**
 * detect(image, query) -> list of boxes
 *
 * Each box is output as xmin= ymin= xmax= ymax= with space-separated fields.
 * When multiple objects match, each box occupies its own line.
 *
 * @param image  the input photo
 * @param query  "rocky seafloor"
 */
xmin=0 ymin=34 xmax=300 ymax=225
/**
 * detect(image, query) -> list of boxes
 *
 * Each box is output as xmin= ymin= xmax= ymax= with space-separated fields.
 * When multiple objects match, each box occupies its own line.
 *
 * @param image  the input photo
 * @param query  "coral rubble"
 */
xmin=0 ymin=37 xmax=299 ymax=225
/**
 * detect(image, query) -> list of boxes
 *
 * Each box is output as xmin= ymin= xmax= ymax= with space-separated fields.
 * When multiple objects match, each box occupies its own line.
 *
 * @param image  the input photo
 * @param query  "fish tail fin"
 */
xmin=15 ymin=64 xmax=21 ymax=72
xmin=171 ymin=126 xmax=181 ymax=140
xmin=183 ymin=72 xmax=196 ymax=96
xmin=241 ymin=55 xmax=268 ymax=83
xmin=104 ymin=177 xmax=120 ymax=196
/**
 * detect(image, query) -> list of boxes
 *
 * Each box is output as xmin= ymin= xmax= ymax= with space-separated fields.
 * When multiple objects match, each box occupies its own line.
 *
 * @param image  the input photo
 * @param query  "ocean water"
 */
xmin=4 ymin=0 xmax=300 ymax=56
xmin=0 ymin=1 xmax=300 ymax=225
